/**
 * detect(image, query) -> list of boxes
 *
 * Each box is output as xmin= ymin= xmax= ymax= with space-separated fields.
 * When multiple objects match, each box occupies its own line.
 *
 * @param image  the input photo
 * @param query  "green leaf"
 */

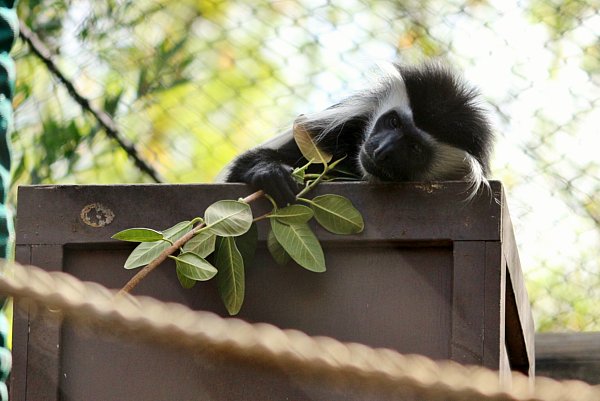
xmin=267 ymin=228 xmax=291 ymax=266
xmin=176 ymin=269 xmax=197 ymax=289
xmin=215 ymin=237 xmax=245 ymax=315
xmin=104 ymin=89 xmax=124 ymax=115
xmin=11 ymin=154 xmax=26 ymax=184
xmin=269 ymin=204 xmax=314 ymax=224
xmin=270 ymin=220 xmax=325 ymax=272
xmin=123 ymin=221 xmax=192 ymax=270
xmin=293 ymin=116 xmax=332 ymax=164
xmin=309 ymin=194 xmax=364 ymax=234
xmin=172 ymin=252 xmax=218 ymax=281
xmin=235 ymin=223 xmax=258 ymax=267
xmin=182 ymin=229 xmax=216 ymax=257
xmin=291 ymin=165 xmax=307 ymax=184
xmin=163 ymin=221 xmax=193 ymax=238
xmin=204 ymin=200 xmax=253 ymax=237
xmin=112 ymin=228 xmax=164 ymax=242
xmin=330 ymin=166 xmax=362 ymax=179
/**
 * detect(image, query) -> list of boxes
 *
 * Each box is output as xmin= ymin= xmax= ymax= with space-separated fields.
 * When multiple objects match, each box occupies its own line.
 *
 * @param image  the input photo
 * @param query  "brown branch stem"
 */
xmin=253 ymin=212 xmax=271 ymax=222
xmin=241 ymin=190 xmax=264 ymax=203
xmin=118 ymin=223 xmax=205 ymax=295
xmin=118 ymin=190 xmax=265 ymax=295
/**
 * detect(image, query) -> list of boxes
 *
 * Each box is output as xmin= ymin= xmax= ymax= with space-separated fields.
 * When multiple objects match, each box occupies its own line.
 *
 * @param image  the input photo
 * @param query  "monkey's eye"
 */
xmin=388 ymin=115 xmax=399 ymax=129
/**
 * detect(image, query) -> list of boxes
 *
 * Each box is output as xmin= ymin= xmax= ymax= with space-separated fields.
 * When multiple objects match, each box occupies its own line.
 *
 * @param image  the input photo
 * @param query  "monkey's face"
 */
xmin=358 ymin=109 xmax=435 ymax=181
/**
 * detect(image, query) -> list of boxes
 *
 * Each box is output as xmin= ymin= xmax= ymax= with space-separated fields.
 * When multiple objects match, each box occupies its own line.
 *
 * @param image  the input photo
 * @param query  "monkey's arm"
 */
xmin=225 ymin=112 xmax=366 ymax=205
xmin=226 ymin=135 xmax=305 ymax=206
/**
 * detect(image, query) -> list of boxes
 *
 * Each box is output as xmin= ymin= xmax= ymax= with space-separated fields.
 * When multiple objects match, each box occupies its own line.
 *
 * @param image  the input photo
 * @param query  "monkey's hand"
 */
xmin=226 ymin=148 xmax=299 ymax=207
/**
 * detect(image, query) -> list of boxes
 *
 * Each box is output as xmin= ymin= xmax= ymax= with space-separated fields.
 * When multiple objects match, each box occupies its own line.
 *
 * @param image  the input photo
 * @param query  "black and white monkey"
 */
xmin=223 ymin=62 xmax=493 ymax=206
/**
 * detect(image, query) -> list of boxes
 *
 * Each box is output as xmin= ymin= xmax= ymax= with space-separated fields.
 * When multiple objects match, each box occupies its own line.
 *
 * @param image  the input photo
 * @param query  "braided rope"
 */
xmin=1 ymin=262 xmax=599 ymax=401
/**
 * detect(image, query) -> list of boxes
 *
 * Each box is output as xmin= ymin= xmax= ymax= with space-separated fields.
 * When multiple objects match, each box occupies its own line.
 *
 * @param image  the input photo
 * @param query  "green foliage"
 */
xmin=268 ymin=204 xmax=314 ymax=224
xmin=270 ymin=219 xmax=326 ymax=273
xmin=113 ymin=133 xmax=364 ymax=315
xmin=122 ymin=221 xmax=192 ymax=269
xmin=181 ymin=230 xmax=216 ymax=257
xmin=14 ymin=0 xmax=296 ymax=186
xmin=215 ymin=236 xmax=245 ymax=315
xmin=293 ymin=117 xmax=333 ymax=164
xmin=111 ymin=228 xmax=164 ymax=242
xmin=267 ymin=229 xmax=291 ymax=266
xmin=171 ymin=252 xmax=218 ymax=281
xmin=176 ymin=267 xmax=197 ymax=289
xmin=528 ymin=0 xmax=592 ymax=38
xmin=303 ymin=194 xmax=364 ymax=235
xmin=204 ymin=200 xmax=253 ymax=237
xmin=235 ymin=223 xmax=258 ymax=267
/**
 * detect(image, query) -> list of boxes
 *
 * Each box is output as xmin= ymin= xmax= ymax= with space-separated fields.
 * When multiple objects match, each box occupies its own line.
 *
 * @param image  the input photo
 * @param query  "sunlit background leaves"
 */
xmin=12 ymin=0 xmax=600 ymax=331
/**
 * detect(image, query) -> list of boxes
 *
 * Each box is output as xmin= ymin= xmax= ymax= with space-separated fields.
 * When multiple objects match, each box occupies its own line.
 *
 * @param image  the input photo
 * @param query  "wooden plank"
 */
xmin=501 ymin=193 xmax=535 ymax=378
xmin=10 ymin=245 xmax=31 ymax=401
xmin=12 ymin=181 xmax=535 ymax=399
xmin=16 ymin=182 xmax=503 ymax=246
xmin=450 ymin=241 xmax=486 ymax=365
xmin=505 ymin=267 xmax=531 ymax=376
xmin=483 ymin=242 xmax=503 ymax=370
xmin=499 ymin=343 xmax=512 ymax=389
xmin=63 ymin=244 xmax=454 ymax=359
xmin=25 ymin=245 xmax=63 ymax=401
xmin=59 ymin=245 xmax=455 ymax=400
xmin=536 ymin=332 xmax=600 ymax=384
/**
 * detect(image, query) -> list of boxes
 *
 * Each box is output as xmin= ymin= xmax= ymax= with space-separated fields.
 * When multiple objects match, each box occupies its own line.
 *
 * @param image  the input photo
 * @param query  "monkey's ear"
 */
xmin=293 ymin=115 xmax=332 ymax=164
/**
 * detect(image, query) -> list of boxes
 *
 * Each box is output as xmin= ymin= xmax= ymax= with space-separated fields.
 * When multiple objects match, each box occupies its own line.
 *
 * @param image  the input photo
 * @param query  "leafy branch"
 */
xmin=113 ymin=118 xmax=364 ymax=315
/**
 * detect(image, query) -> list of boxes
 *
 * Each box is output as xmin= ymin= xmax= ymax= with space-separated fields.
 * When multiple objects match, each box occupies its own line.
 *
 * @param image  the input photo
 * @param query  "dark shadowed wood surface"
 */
xmin=11 ymin=182 xmax=534 ymax=401
xmin=536 ymin=332 xmax=600 ymax=384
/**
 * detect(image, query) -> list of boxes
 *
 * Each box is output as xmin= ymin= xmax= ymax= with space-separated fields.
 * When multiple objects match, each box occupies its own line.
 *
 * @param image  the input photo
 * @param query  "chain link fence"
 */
xmin=11 ymin=0 xmax=600 ymax=331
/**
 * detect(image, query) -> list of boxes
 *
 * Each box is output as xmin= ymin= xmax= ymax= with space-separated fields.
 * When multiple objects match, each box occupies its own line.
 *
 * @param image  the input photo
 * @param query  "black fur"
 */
xmin=399 ymin=64 xmax=492 ymax=173
xmin=226 ymin=62 xmax=493 ymax=206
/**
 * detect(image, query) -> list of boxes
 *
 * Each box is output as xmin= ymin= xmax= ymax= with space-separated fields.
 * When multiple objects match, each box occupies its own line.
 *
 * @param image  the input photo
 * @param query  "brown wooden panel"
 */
xmin=63 ymin=243 xmax=454 ymax=358
xmin=10 ymin=307 xmax=29 ymax=401
xmin=59 ymin=330 xmax=314 ymax=401
xmin=11 ymin=182 xmax=535 ymax=400
xmin=483 ymin=242 xmax=503 ymax=370
xmin=26 ymin=245 xmax=63 ymax=401
xmin=501 ymin=196 xmax=535 ymax=378
xmin=450 ymin=241 xmax=486 ymax=365
xmin=58 ymin=243 xmax=454 ymax=400
xmin=16 ymin=182 xmax=502 ymax=246
xmin=58 ymin=326 xmax=421 ymax=401
xmin=536 ymin=332 xmax=600 ymax=384
xmin=10 ymin=245 xmax=32 ymax=401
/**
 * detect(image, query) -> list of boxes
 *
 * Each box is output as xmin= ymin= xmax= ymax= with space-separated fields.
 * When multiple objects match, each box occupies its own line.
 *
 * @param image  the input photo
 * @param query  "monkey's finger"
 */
xmin=279 ymin=181 xmax=298 ymax=206
xmin=266 ymin=181 xmax=296 ymax=207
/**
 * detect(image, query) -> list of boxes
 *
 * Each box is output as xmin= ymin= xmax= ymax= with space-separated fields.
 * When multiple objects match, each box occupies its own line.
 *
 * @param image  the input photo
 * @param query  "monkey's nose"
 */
xmin=373 ymin=136 xmax=396 ymax=162
xmin=373 ymin=145 xmax=390 ymax=162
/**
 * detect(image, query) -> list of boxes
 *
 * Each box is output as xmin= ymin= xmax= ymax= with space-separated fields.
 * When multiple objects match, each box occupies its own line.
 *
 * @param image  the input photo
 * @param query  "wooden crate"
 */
xmin=11 ymin=182 xmax=534 ymax=401
xmin=536 ymin=332 xmax=600 ymax=384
